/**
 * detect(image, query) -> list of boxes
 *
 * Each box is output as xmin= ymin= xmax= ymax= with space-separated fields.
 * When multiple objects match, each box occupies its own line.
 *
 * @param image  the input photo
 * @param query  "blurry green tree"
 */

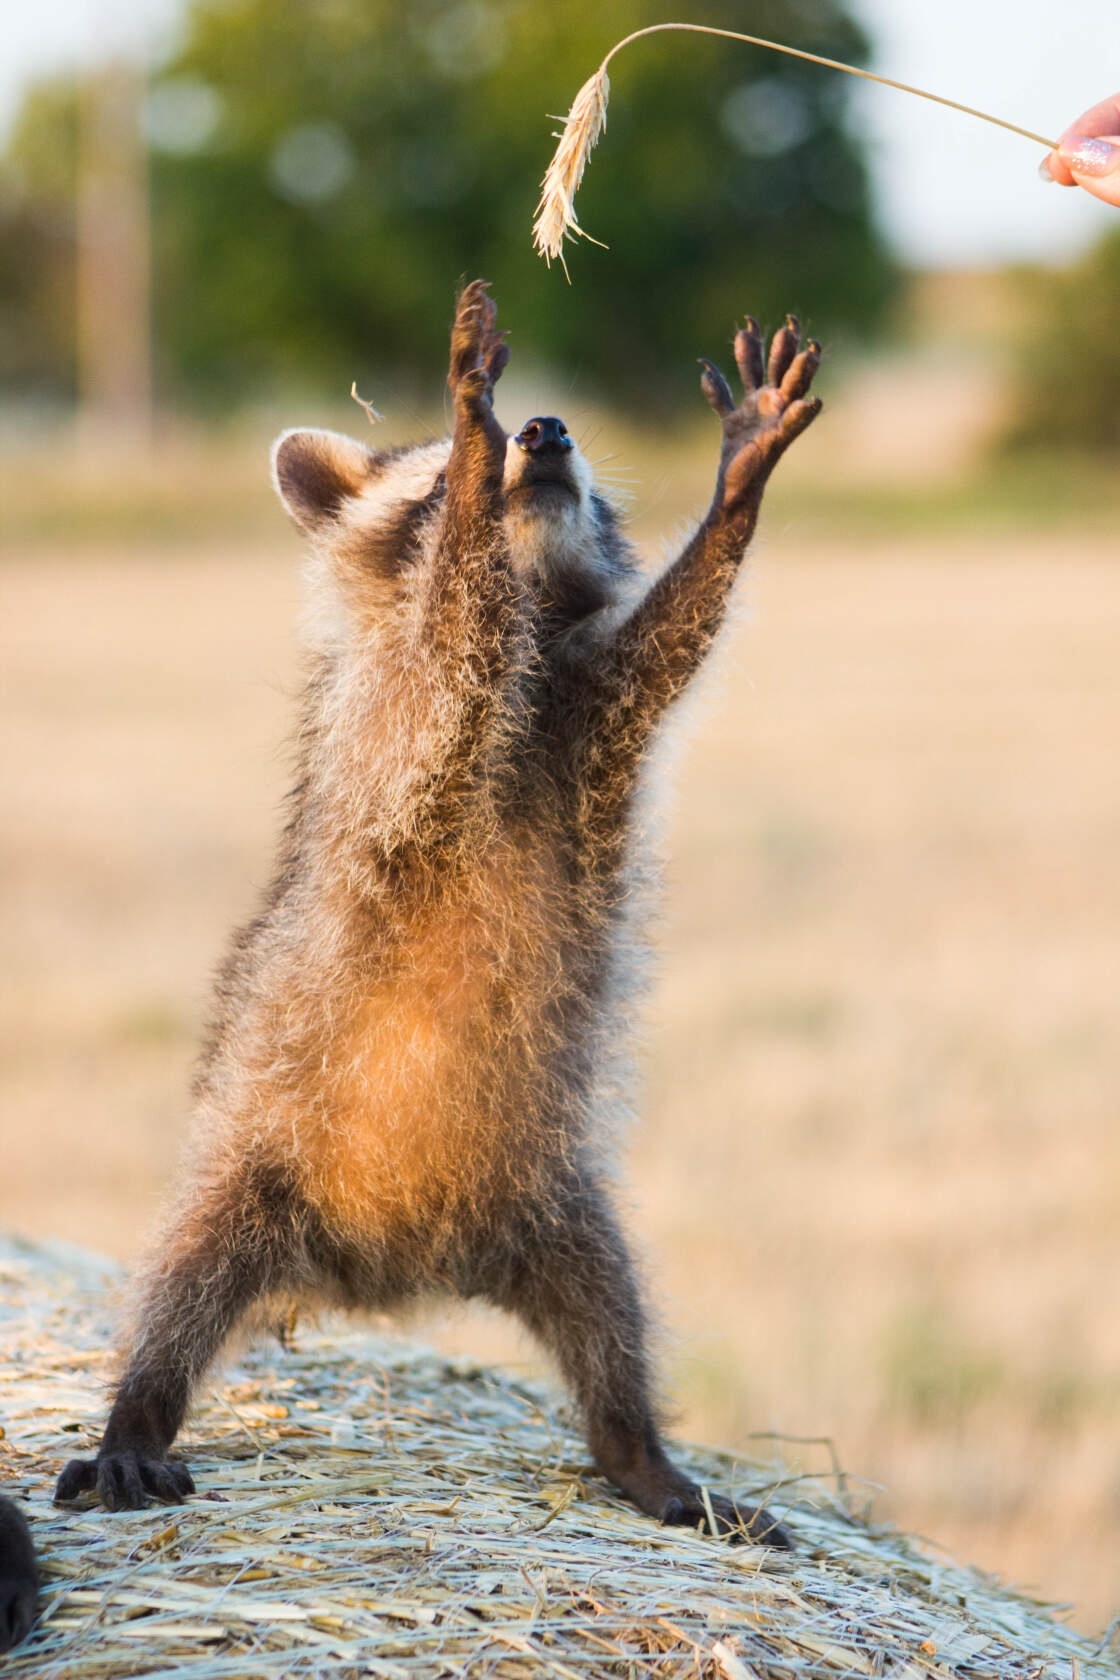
xmin=1004 ymin=228 xmax=1120 ymax=453
xmin=0 ymin=82 xmax=80 ymax=399
xmin=0 ymin=0 xmax=895 ymax=413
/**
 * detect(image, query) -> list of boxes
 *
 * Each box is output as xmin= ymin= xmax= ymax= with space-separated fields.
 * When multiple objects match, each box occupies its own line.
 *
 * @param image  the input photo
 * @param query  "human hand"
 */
xmin=1043 ymin=96 xmax=1120 ymax=206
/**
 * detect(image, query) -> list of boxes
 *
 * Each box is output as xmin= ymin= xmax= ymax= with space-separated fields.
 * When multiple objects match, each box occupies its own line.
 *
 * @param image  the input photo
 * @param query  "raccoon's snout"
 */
xmin=515 ymin=417 xmax=573 ymax=456
xmin=505 ymin=415 xmax=586 ymax=515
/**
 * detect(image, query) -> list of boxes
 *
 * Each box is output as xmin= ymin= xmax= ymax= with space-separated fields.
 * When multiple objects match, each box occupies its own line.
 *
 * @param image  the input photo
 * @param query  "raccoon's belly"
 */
xmin=291 ymin=892 xmax=578 ymax=1223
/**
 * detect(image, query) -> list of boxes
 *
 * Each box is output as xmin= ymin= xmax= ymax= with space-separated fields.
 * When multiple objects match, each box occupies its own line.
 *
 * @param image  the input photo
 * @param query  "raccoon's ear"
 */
xmin=271 ymin=429 xmax=378 ymax=534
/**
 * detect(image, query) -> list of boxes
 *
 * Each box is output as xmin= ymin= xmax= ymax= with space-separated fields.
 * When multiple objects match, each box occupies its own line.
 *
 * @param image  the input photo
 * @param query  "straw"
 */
xmin=1 ymin=1232 xmax=1110 ymax=1679
xmin=349 ymin=383 xmax=383 ymax=426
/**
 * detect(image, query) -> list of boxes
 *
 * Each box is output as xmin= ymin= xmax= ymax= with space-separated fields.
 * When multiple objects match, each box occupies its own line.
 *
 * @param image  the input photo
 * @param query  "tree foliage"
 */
xmin=1004 ymin=228 xmax=1120 ymax=453
xmin=0 ymin=0 xmax=895 ymax=413
xmin=0 ymin=81 xmax=80 ymax=397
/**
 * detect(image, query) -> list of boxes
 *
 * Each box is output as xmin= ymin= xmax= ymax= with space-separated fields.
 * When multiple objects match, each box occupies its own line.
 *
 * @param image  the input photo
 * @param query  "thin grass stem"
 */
xmin=600 ymin=24 xmax=1057 ymax=150
xmin=534 ymin=23 xmax=1059 ymax=267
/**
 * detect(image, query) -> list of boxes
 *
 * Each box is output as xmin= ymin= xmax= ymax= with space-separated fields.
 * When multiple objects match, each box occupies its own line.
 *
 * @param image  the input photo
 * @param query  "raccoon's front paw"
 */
xmin=700 ymin=313 xmax=822 ymax=514
xmin=661 ymin=1486 xmax=791 ymax=1549
xmin=449 ymin=279 xmax=510 ymax=411
xmin=55 ymin=1452 xmax=195 ymax=1512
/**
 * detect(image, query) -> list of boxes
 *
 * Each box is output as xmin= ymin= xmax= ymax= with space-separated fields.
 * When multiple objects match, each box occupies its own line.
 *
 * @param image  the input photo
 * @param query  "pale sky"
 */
xmin=1 ymin=0 xmax=1116 ymax=266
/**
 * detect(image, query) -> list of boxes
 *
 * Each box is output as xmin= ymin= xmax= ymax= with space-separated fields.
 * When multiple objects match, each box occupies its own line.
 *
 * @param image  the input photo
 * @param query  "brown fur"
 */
xmin=55 ymin=285 xmax=821 ymax=1541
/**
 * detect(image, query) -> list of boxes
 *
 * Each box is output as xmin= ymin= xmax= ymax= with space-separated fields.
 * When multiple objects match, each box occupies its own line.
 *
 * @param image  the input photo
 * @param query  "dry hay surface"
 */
xmin=0 ymin=1236 xmax=1108 ymax=1680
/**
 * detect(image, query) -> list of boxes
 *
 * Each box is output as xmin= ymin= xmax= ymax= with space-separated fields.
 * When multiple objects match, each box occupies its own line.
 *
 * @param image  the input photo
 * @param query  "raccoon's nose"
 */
xmin=515 ymin=416 xmax=573 ymax=455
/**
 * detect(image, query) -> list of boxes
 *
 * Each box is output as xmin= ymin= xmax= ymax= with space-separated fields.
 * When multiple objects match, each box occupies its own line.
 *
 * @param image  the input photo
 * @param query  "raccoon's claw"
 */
xmin=54 ymin=1458 xmax=98 ymax=1501
xmin=699 ymin=358 xmax=735 ymax=417
xmin=767 ymin=313 xmax=801 ymax=389
xmin=733 ymin=316 xmax=765 ymax=392
xmin=485 ymin=329 xmax=511 ymax=387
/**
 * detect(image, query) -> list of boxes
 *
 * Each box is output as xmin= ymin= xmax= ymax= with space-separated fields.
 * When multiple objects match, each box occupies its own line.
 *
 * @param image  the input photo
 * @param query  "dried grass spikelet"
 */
xmin=532 ymin=66 xmax=611 ymax=274
xmin=534 ymin=24 xmax=1060 ymax=273
xmin=350 ymin=381 xmax=383 ymax=426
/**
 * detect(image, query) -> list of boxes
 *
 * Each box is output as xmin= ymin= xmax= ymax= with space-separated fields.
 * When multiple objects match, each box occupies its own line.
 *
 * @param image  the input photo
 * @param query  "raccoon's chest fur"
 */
xmin=226 ymin=824 xmax=615 ymax=1226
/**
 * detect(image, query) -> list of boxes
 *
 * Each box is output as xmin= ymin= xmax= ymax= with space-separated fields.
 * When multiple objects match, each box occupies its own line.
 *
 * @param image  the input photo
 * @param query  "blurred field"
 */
xmin=2 ymin=421 xmax=1120 ymax=1644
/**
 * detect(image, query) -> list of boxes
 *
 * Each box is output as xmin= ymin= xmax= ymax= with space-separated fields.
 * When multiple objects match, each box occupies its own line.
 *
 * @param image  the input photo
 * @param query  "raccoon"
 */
xmin=0 ymin=1498 xmax=38 ymax=1651
xmin=56 ymin=281 xmax=821 ymax=1543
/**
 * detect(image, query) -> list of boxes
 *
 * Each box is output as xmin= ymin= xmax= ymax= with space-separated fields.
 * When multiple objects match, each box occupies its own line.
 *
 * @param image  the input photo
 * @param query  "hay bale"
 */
xmin=0 ymin=1234 xmax=1108 ymax=1679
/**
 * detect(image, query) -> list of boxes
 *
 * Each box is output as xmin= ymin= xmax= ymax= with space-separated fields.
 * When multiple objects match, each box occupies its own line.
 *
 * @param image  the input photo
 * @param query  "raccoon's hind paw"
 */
xmin=661 ymin=1486 xmax=792 ymax=1549
xmin=56 ymin=1452 xmax=194 ymax=1511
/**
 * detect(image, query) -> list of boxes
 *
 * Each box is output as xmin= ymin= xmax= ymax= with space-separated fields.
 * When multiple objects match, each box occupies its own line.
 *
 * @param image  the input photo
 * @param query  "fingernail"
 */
xmin=1059 ymin=136 xmax=1120 ymax=177
xmin=1038 ymin=153 xmax=1058 ymax=182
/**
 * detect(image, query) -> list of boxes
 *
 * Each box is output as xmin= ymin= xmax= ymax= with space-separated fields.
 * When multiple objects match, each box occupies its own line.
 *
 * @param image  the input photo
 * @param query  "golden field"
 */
xmin=2 ymin=409 xmax=1119 ymax=1644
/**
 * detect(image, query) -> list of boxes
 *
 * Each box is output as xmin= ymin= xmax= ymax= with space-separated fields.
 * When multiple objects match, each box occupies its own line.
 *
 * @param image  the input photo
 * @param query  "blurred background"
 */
xmin=2 ymin=0 xmax=1119 ymax=1644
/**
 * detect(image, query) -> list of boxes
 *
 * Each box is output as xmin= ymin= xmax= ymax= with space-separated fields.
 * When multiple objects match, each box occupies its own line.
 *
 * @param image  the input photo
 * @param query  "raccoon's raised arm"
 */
xmin=270 ymin=285 xmax=527 ymax=863
xmin=271 ymin=281 xmax=512 ymax=622
xmin=387 ymin=282 xmax=525 ymax=843
xmin=438 ymin=279 xmax=510 ymax=556
xmin=593 ymin=317 xmax=821 ymax=744
xmin=415 ymin=280 xmax=522 ymax=677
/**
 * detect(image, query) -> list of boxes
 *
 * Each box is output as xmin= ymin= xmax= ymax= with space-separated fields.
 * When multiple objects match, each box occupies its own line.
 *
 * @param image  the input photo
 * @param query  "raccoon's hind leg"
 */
xmin=55 ymin=1157 xmax=300 ymax=1511
xmin=489 ymin=1183 xmax=790 ymax=1547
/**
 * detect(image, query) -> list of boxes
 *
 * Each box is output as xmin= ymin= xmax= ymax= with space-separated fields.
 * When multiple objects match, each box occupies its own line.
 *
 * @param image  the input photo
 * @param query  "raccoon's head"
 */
xmin=272 ymin=414 xmax=635 ymax=624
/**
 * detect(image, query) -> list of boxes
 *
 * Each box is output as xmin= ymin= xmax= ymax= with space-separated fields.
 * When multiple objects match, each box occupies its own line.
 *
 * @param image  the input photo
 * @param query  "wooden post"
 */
xmin=76 ymin=60 xmax=152 ymax=448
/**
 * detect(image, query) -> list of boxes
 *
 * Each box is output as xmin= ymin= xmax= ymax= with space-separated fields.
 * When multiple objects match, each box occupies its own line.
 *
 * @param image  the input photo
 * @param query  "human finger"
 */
xmin=1057 ymin=133 xmax=1120 ymax=206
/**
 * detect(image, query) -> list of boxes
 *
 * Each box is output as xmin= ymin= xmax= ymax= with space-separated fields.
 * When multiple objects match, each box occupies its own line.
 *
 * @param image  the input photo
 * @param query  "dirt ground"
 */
xmin=3 ymin=528 xmax=1119 ymax=1640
